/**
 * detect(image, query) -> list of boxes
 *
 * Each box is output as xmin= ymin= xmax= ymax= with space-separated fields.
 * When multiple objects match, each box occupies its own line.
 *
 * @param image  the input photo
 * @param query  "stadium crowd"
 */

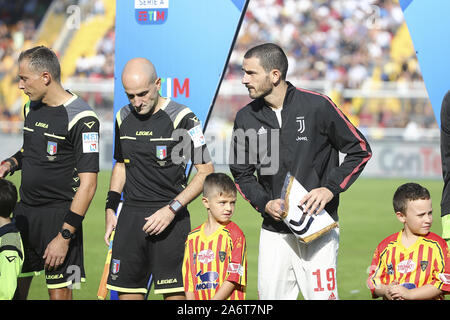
xmin=222 ymin=0 xmax=433 ymax=131
xmin=227 ymin=0 xmax=418 ymax=85
xmin=0 ymin=0 xmax=437 ymax=135
xmin=74 ymin=26 xmax=114 ymax=79
xmin=0 ymin=0 xmax=52 ymax=133
xmin=0 ymin=0 xmax=52 ymax=79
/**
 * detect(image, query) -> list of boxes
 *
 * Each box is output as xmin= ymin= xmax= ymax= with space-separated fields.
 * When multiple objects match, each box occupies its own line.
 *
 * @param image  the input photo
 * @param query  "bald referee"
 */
xmin=104 ymin=58 xmax=214 ymax=300
xmin=0 ymin=46 xmax=99 ymax=300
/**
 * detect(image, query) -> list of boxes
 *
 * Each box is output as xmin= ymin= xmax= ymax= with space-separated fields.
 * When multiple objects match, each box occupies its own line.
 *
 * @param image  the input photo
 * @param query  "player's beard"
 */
xmin=248 ymin=76 xmax=273 ymax=99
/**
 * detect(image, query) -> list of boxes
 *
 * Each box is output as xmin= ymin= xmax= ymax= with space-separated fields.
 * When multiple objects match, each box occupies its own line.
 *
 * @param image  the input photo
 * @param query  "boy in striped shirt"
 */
xmin=367 ymin=182 xmax=450 ymax=300
xmin=182 ymin=173 xmax=247 ymax=300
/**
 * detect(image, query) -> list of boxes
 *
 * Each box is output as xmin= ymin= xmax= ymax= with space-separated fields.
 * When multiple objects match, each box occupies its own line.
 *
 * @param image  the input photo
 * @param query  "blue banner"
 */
xmin=114 ymin=0 xmax=248 ymax=136
xmin=400 ymin=0 xmax=450 ymax=128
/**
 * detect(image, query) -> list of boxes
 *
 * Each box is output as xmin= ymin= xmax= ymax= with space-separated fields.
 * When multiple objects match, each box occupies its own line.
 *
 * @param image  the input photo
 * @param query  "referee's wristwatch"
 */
xmin=60 ymin=228 xmax=75 ymax=240
xmin=168 ymin=199 xmax=183 ymax=214
xmin=1 ymin=158 xmax=17 ymax=175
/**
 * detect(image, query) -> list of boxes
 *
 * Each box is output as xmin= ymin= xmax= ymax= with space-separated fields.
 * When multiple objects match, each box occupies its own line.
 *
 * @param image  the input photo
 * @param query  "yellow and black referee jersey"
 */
xmin=114 ymin=98 xmax=211 ymax=205
xmin=17 ymin=92 xmax=99 ymax=206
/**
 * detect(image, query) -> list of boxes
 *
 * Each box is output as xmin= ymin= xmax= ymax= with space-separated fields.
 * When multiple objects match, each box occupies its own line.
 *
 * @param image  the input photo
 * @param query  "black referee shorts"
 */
xmin=106 ymin=203 xmax=190 ymax=295
xmin=13 ymin=201 xmax=86 ymax=289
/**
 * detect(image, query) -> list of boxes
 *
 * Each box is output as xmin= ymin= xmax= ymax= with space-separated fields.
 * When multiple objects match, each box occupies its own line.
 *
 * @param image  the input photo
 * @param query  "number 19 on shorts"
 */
xmin=312 ymin=268 xmax=337 ymax=300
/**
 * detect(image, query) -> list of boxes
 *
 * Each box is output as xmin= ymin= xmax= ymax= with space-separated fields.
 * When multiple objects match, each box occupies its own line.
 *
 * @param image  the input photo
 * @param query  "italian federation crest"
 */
xmin=111 ymin=259 xmax=120 ymax=275
xmin=47 ymin=141 xmax=57 ymax=155
xmin=156 ymin=145 xmax=167 ymax=160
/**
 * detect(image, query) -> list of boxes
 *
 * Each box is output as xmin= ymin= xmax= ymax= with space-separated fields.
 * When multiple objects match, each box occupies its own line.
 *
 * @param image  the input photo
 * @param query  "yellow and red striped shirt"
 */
xmin=367 ymin=231 xmax=450 ymax=298
xmin=183 ymin=221 xmax=247 ymax=300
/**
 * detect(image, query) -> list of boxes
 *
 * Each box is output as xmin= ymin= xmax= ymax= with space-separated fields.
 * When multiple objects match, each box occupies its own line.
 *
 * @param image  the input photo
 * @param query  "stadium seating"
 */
xmin=60 ymin=0 xmax=115 ymax=81
xmin=0 ymin=0 xmax=114 ymax=117
xmin=0 ymin=0 xmax=436 ymax=131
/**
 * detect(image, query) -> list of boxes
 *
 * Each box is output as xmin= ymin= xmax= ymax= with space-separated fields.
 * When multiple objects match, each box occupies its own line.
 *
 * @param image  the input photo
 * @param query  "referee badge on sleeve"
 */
xmin=82 ymin=132 xmax=99 ymax=153
xmin=188 ymin=125 xmax=206 ymax=148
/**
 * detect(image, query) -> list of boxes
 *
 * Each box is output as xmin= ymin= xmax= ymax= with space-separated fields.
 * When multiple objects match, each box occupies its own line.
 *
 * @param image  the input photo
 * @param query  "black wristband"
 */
xmin=11 ymin=150 xmax=22 ymax=169
xmin=105 ymin=191 xmax=121 ymax=212
xmin=1 ymin=158 xmax=17 ymax=176
xmin=63 ymin=210 xmax=84 ymax=230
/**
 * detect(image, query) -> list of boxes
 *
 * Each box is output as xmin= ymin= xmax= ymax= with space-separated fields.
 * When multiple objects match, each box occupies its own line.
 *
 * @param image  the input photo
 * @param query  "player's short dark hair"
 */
xmin=244 ymin=43 xmax=288 ymax=80
xmin=0 ymin=179 xmax=18 ymax=218
xmin=393 ymin=182 xmax=430 ymax=214
xmin=203 ymin=173 xmax=236 ymax=199
xmin=19 ymin=45 xmax=61 ymax=82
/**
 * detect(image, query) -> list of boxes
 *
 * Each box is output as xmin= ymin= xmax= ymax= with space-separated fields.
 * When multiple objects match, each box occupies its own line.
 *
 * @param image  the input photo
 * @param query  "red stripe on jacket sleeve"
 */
xmin=298 ymin=88 xmax=372 ymax=190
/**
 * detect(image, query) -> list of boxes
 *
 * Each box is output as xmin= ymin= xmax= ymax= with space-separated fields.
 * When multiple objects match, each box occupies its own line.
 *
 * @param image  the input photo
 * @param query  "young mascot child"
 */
xmin=183 ymin=173 xmax=247 ymax=300
xmin=0 ymin=179 xmax=24 ymax=300
xmin=367 ymin=182 xmax=450 ymax=300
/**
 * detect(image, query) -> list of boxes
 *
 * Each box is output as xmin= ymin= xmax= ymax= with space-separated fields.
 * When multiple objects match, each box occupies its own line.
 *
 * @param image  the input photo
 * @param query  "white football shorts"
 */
xmin=258 ymin=227 xmax=339 ymax=300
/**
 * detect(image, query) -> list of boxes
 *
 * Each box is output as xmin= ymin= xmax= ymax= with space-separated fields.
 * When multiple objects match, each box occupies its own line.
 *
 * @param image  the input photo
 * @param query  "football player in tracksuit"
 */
xmin=229 ymin=43 xmax=372 ymax=300
xmin=104 ymin=58 xmax=214 ymax=300
xmin=0 ymin=46 xmax=99 ymax=300
xmin=440 ymin=90 xmax=450 ymax=247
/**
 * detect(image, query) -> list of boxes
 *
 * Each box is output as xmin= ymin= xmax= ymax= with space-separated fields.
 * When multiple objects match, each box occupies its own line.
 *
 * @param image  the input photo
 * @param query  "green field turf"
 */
xmin=5 ymin=172 xmax=445 ymax=300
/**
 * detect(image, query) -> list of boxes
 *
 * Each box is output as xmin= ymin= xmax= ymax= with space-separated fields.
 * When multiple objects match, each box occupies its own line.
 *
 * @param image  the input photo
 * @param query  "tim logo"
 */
xmin=160 ymin=77 xmax=190 ymax=98
xmin=135 ymin=0 xmax=169 ymax=25
xmin=296 ymin=116 xmax=305 ymax=134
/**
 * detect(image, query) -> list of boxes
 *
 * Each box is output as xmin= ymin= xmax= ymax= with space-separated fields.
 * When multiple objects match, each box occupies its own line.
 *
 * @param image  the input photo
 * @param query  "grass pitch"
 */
xmin=6 ymin=172 xmax=445 ymax=300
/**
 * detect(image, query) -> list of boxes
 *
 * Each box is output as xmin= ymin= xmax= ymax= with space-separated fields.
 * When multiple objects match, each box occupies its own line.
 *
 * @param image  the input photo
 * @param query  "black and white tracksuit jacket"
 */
xmin=229 ymin=82 xmax=372 ymax=233
xmin=440 ymin=90 xmax=450 ymax=217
